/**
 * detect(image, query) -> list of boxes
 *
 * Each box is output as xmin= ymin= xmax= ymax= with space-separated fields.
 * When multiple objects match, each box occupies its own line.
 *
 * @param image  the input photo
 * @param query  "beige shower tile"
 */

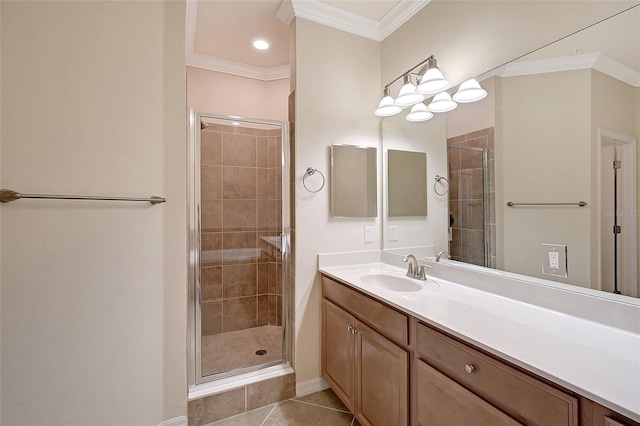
xmin=207 ymin=123 xmax=236 ymax=133
xmin=246 ymin=373 xmax=295 ymax=411
xmin=257 ymin=200 xmax=269 ymax=230
xmin=487 ymin=127 xmax=495 ymax=159
xmin=223 ymin=297 xmax=257 ymax=332
xmin=463 ymin=135 xmax=488 ymax=149
xmin=268 ymin=137 xmax=278 ymax=168
xmin=201 ymin=130 xmax=222 ymax=165
xmin=223 ymin=264 xmax=257 ymax=298
xmin=202 ymin=300 xmax=222 ymax=336
xmin=202 ymin=200 xmax=222 ymax=232
xmin=460 ymin=199 xmax=484 ymax=231
xmin=460 ymin=149 xmax=483 ymax=170
xmin=223 ymin=200 xmax=257 ymax=230
xmin=201 ymin=165 xmax=222 ymax=200
xmin=447 ymin=134 xmax=466 ymax=145
xmin=223 ymin=133 xmax=256 ymax=167
xmin=202 ymin=232 xmax=223 ymax=252
xmin=267 ymin=169 xmax=277 ymax=199
xmin=223 ymin=167 xmax=257 ymax=199
xmin=202 ymin=267 xmax=222 ymax=301
xmin=258 ymin=295 xmax=269 ymax=326
xmin=268 ymin=128 xmax=281 ymax=137
xmin=257 ymin=263 xmax=270 ymax=294
xmin=257 ymin=137 xmax=269 ymax=168
xmin=257 ymin=168 xmax=269 ymax=199
xmin=222 ymin=232 xmax=257 ymax=250
xmin=188 ymin=387 xmax=245 ymax=426
xmin=449 ymin=148 xmax=461 ymax=172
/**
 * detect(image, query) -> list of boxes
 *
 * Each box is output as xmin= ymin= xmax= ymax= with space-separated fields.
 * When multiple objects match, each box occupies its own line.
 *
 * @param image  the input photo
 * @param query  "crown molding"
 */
xmin=290 ymin=0 xmax=380 ymax=40
xmin=485 ymin=53 xmax=639 ymax=87
xmin=379 ymin=0 xmax=431 ymax=40
xmin=187 ymin=53 xmax=290 ymax=81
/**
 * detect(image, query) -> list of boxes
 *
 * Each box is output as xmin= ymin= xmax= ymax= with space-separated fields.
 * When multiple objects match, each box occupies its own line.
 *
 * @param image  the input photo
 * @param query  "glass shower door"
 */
xmin=188 ymin=111 xmax=291 ymax=385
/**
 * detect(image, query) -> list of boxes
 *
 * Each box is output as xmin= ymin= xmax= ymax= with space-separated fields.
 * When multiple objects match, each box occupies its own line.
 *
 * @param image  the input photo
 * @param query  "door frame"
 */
xmin=596 ymin=128 xmax=637 ymax=297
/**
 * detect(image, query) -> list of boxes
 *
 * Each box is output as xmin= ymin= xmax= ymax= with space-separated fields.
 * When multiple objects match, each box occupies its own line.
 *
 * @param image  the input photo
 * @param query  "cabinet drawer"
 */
xmin=322 ymin=276 xmax=408 ymax=345
xmin=416 ymin=323 xmax=578 ymax=426
xmin=416 ymin=358 xmax=523 ymax=426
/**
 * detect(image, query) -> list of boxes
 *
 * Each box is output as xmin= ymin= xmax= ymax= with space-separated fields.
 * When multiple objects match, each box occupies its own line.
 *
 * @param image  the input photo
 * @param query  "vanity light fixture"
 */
xmin=406 ymin=102 xmax=434 ymax=122
xmin=428 ymin=92 xmax=458 ymax=113
xmin=453 ymin=78 xmax=488 ymax=103
xmin=374 ymin=87 xmax=403 ymax=117
xmin=416 ymin=55 xmax=450 ymax=95
xmin=375 ymin=54 xmax=486 ymax=122
xmin=394 ymin=74 xmax=424 ymax=107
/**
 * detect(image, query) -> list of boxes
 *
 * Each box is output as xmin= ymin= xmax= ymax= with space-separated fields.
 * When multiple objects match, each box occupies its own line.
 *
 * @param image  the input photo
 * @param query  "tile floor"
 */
xmin=202 ymin=325 xmax=282 ymax=376
xmin=207 ymin=389 xmax=361 ymax=426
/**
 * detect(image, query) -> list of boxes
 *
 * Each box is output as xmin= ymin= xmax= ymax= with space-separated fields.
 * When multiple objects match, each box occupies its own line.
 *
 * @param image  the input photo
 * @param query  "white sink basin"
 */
xmin=360 ymin=272 xmax=424 ymax=292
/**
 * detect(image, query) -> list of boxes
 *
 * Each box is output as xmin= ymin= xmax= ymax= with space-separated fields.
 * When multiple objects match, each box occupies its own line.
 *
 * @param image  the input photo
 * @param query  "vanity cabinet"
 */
xmin=321 ymin=274 xmax=640 ymax=426
xmin=416 ymin=322 xmax=578 ymax=426
xmin=322 ymin=277 xmax=409 ymax=426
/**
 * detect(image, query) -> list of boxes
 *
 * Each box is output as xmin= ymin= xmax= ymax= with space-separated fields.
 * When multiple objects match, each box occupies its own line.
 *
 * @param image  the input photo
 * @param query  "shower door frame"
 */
xmin=448 ymin=144 xmax=490 ymax=267
xmin=187 ymin=109 xmax=294 ymax=387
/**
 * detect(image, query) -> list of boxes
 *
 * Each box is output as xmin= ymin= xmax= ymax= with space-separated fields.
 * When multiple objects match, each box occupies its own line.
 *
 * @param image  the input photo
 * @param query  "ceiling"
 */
xmin=186 ymin=0 xmax=430 ymax=81
xmin=186 ymin=1 xmax=640 ymax=85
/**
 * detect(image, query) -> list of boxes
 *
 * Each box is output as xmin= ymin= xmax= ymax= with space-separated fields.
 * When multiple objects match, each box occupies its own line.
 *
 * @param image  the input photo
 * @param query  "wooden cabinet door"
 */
xmin=355 ymin=320 xmax=409 ymax=426
xmin=416 ymin=359 xmax=523 ymax=426
xmin=322 ymin=299 xmax=355 ymax=411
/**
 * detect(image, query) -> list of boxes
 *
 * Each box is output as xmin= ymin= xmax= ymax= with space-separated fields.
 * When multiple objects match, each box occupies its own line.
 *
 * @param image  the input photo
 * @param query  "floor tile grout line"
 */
xmin=259 ymin=402 xmax=280 ymax=426
xmin=290 ymin=398 xmax=353 ymax=414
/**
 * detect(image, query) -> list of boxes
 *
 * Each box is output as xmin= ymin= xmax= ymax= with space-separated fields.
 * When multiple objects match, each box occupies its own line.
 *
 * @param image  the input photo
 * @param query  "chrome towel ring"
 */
xmin=434 ymin=175 xmax=449 ymax=196
xmin=303 ymin=167 xmax=325 ymax=193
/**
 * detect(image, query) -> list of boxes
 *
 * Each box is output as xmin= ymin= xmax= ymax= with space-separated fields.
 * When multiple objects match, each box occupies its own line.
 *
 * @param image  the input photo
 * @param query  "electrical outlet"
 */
xmin=541 ymin=244 xmax=568 ymax=277
xmin=389 ymin=226 xmax=398 ymax=242
xmin=364 ymin=226 xmax=374 ymax=243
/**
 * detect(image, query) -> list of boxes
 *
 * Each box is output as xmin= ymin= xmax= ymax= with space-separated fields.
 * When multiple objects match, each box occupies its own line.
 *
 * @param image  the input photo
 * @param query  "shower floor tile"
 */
xmin=202 ymin=325 xmax=282 ymax=376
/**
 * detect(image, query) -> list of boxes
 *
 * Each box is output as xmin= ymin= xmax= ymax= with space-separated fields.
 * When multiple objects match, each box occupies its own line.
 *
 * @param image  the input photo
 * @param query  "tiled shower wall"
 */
xmin=447 ymin=127 xmax=496 ymax=267
xmin=200 ymin=123 xmax=282 ymax=336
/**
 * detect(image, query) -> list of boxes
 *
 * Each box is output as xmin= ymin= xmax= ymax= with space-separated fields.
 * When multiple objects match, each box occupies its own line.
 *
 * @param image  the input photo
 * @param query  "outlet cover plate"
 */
xmin=541 ymin=243 xmax=568 ymax=277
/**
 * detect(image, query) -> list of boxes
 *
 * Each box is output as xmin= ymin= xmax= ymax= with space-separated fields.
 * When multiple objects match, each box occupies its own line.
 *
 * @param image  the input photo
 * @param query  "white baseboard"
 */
xmin=296 ymin=377 xmax=330 ymax=397
xmin=160 ymin=415 xmax=188 ymax=426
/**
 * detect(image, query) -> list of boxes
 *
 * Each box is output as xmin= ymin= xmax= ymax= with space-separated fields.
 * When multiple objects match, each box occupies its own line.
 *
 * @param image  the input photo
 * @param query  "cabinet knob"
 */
xmin=347 ymin=325 xmax=353 ymax=332
xmin=464 ymin=364 xmax=476 ymax=374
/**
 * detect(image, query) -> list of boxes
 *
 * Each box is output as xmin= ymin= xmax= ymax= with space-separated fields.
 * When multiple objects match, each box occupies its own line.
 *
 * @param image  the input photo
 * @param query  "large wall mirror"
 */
xmin=381 ymin=5 xmax=640 ymax=299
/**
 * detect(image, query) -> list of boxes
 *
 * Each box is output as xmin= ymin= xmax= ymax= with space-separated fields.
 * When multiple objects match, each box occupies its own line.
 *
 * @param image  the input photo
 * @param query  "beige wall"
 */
xmin=497 ymin=70 xmax=592 ymax=287
xmin=187 ymin=67 xmax=289 ymax=121
xmin=293 ymin=18 xmax=381 ymax=385
xmin=1 ymin=1 xmax=186 ymax=424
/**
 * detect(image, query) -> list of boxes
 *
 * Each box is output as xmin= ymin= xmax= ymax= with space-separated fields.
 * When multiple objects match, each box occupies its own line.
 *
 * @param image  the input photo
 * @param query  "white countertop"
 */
xmin=318 ymin=252 xmax=640 ymax=422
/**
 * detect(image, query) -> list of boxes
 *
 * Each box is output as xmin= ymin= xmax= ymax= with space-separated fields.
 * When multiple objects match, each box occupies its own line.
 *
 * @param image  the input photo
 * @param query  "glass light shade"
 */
xmin=452 ymin=79 xmax=488 ymax=103
xmin=428 ymin=92 xmax=457 ymax=113
xmin=394 ymin=75 xmax=424 ymax=107
xmin=416 ymin=68 xmax=451 ymax=94
xmin=375 ymin=95 xmax=402 ymax=117
xmin=406 ymin=103 xmax=434 ymax=122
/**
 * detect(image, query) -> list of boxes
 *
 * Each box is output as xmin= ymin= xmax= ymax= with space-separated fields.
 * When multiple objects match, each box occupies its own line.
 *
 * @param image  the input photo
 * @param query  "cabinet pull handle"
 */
xmin=464 ymin=364 xmax=476 ymax=374
xmin=347 ymin=325 xmax=353 ymax=332
xmin=352 ymin=328 xmax=358 ymax=334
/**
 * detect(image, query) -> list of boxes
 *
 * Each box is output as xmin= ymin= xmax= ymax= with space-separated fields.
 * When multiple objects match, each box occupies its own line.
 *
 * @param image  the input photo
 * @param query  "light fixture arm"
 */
xmin=384 ymin=55 xmax=437 ymax=88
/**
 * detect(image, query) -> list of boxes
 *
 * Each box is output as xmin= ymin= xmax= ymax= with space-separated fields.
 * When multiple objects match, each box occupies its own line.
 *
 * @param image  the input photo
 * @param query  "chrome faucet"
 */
xmin=402 ymin=254 xmax=430 ymax=280
xmin=436 ymin=251 xmax=451 ymax=262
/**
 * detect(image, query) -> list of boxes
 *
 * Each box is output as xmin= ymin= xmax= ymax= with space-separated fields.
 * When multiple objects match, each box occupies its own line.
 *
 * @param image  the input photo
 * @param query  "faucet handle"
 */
xmin=417 ymin=264 xmax=431 ymax=280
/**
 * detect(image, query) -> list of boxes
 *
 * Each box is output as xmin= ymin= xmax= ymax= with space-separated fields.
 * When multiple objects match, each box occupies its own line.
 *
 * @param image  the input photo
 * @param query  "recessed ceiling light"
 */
xmin=252 ymin=38 xmax=270 ymax=51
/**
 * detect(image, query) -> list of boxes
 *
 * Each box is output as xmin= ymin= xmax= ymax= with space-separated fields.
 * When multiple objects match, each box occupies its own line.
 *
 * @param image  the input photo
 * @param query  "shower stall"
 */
xmin=187 ymin=110 xmax=293 ymax=388
xmin=447 ymin=127 xmax=496 ymax=268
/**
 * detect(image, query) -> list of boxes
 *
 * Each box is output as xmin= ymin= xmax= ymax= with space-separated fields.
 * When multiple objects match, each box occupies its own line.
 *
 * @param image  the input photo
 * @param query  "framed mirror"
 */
xmin=330 ymin=144 xmax=377 ymax=218
xmin=381 ymin=5 xmax=640 ymax=299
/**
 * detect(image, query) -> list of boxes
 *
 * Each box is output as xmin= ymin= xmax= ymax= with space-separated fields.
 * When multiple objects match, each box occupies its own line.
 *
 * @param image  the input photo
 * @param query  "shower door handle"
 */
xmin=281 ymin=232 xmax=287 ymax=255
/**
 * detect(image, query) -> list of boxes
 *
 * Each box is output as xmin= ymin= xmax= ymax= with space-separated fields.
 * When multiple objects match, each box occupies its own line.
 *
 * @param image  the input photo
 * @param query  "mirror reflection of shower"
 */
xmin=447 ymin=128 xmax=495 ymax=267
xmin=188 ymin=112 xmax=291 ymax=386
